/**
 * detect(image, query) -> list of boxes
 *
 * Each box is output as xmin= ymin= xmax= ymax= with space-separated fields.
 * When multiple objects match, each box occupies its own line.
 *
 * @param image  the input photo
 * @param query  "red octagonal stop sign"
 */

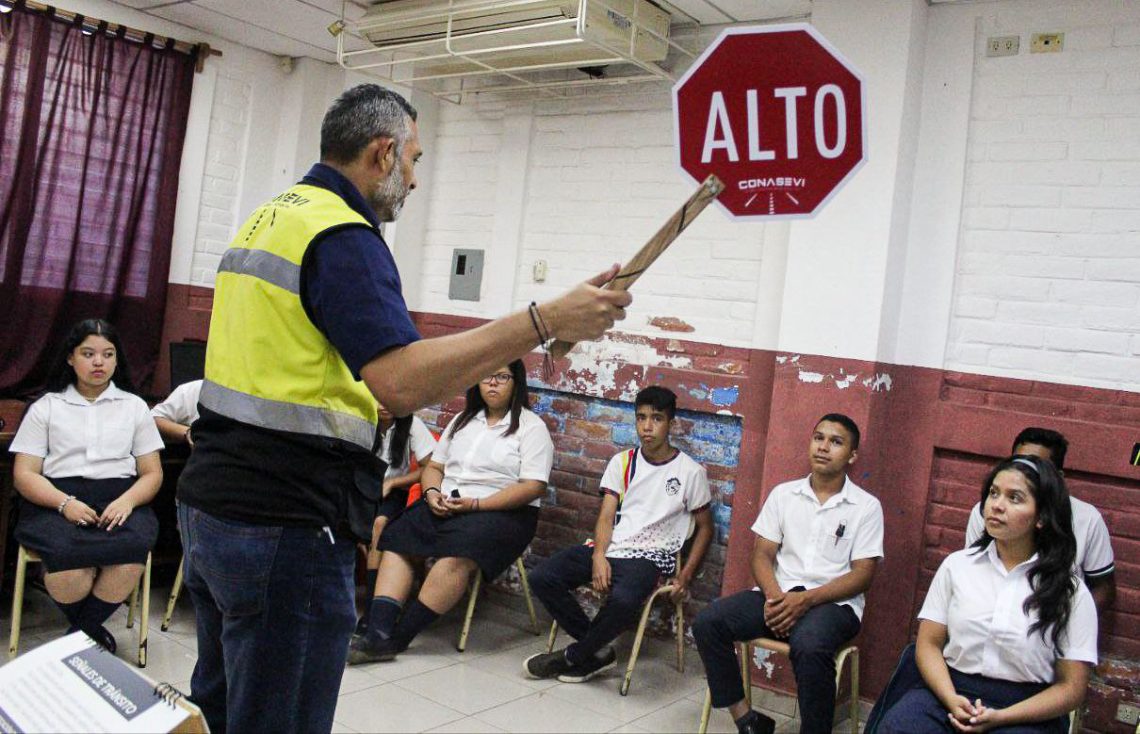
xmin=673 ymin=24 xmax=866 ymax=219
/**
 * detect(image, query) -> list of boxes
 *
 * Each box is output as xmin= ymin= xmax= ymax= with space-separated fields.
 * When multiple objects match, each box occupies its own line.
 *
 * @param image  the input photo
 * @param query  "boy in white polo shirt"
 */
xmin=525 ymin=386 xmax=714 ymax=683
xmin=151 ymin=379 xmax=202 ymax=447
xmin=693 ymin=414 xmax=884 ymax=734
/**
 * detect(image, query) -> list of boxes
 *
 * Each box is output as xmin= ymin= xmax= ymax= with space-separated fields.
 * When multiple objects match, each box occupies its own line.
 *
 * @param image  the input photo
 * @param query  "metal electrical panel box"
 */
xmin=449 ymin=248 xmax=484 ymax=301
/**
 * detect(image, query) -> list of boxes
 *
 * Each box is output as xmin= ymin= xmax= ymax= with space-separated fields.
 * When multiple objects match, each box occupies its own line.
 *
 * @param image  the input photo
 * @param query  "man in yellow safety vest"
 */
xmin=176 ymin=84 xmax=630 ymax=733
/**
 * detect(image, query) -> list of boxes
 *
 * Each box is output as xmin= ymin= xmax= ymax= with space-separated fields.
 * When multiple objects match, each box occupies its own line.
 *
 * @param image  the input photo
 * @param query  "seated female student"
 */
xmin=9 ymin=319 xmax=164 ymax=652
xmin=872 ymin=455 xmax=1095 ymax=733
xmin=357 ymin=403 xmax=437 ymax=633
xmin=349 ymin=360 xmax=553 ymax=663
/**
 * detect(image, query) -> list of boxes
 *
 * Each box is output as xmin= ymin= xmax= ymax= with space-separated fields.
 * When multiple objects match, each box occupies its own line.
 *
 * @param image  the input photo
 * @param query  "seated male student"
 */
xmin=693 ymin=414 xmax=883 ymax=734
xmin=525 ymin=386 xmax=714 ymax=683
xmin=151 ymin=379 xmax=202 ymax=447
xmin=965 ymin=427 xmax=1116 ymax=612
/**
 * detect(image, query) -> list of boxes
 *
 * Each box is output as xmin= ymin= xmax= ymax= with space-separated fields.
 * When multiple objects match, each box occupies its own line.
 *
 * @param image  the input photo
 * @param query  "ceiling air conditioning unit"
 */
xmin=357 ymin=0 xmax=672 ymax=79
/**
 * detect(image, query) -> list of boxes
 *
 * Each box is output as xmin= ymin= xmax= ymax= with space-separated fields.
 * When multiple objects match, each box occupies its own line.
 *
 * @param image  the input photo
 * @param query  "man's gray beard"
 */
xmin=371 ymin=163 xmax=408 ymax=222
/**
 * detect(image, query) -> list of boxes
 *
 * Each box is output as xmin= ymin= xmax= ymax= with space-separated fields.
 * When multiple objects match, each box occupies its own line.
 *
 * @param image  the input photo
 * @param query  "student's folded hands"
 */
xmin=426 ymin=490 xmax=452 ymax=517
xmin=764 ymin=590 xmax=812 ymax=637
xmin=946 ymin=697 xmax=1000 ymax=733
xmin=98 ymin=496 xmax=136 ymax=531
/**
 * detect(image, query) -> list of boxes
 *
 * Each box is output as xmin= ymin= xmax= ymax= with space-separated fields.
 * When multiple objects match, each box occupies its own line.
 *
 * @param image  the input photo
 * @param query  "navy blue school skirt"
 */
xmin=379 ymin=498 xmax=538 ymax=580
xmin=376 ymin=488 xmax=410 ymax=522
xmin=871 ymin=650 xmax=1069 ymax=734
xmin=15 ymin=476 xmax=158 ymax=572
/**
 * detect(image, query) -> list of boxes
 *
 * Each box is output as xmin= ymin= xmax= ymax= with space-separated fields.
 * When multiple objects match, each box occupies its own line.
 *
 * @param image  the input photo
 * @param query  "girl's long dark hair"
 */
xmin=971 ymin=454 xmax=1077 ymax=654
xmin=387 ymin=414 xmax=413 ymax=469
xmin=448 ymin=360 xmax=529 ymax=439
xmin=45 ymin=319 xmax=136 ymax=394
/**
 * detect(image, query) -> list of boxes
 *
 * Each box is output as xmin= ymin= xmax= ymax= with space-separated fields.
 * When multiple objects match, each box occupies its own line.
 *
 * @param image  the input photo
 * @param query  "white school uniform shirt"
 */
xmin=435 ymin=409 xmax=553 ymax=508
xmin=965 ymin=497 xmax=1115 ymax=581
xmin=601 ymin=448 xmax=712 ymax=573
xmin=150 ymin=379 xmax=203 ymax=426
xmin=751 ymin=475 xmax=884 ymax=620
xmin=376 ymin=415 xmax=437 ymax=480
xmin=919 ymin=544 xmax=1098 ymax=684
xmin=10 ymin=383 xmax=165 ymax=479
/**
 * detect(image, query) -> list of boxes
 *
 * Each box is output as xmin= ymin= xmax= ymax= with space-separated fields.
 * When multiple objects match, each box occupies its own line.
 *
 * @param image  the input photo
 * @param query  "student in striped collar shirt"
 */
xmin=525 ymin=386 xmax=714 ymax=684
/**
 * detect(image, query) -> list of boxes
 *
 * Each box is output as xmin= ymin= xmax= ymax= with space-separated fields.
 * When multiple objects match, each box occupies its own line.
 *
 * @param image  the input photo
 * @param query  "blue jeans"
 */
xmin=177 ymin=504 xmax=357 ymax=734
xmin=693 ymin=589 xmax=861 ymax=734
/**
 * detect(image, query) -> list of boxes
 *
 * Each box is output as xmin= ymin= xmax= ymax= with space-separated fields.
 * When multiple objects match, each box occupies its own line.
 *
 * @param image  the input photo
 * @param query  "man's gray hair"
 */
xmin=320 ymin=84 xmax=417 ymax=164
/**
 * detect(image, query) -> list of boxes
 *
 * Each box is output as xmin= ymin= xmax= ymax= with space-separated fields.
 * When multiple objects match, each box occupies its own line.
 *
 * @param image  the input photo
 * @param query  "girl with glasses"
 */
xmin=349 ymin=359 xmax=553 ymax=662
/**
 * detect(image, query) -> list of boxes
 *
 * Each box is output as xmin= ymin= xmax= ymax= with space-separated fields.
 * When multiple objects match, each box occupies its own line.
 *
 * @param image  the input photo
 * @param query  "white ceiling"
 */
xmin=105 ymin=0 xmax=813 ymax=63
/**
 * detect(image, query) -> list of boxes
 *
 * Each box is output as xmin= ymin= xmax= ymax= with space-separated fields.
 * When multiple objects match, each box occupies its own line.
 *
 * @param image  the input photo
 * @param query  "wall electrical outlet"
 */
xmin=986 ymin=35 xmax=1020 ymax=57
xmin=1117 ymin=702 xmax=1140 ymax=726
xmin=1031 ymin=32 xmax=1064 ymax=53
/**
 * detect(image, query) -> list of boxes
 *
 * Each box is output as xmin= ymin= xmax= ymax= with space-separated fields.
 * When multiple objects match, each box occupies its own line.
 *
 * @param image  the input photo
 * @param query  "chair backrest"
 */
xmin=0 ymin=399 xmax=28 ymax=436
xmin=169 ymin=340 xmax=207 ymax=389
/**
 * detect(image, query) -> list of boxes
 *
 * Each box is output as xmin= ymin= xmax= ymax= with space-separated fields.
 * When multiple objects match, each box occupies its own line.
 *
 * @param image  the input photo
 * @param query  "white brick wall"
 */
xmin=946 ymin=1 xmax=1140 ymax=392
xmin=416 ymin=87 xmax=767 ymax=346
xmin=189 ymin=74 xmax=252 ymax=287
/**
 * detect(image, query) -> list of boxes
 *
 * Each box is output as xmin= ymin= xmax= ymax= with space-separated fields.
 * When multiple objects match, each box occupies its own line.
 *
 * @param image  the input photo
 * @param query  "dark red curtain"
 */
xmin=0 ymin=0 xmax=195 ymax=397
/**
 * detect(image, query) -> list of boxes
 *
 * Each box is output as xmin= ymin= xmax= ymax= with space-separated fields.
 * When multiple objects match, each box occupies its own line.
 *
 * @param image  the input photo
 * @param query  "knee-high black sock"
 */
xmin=365 ymin=568 xmax=379 ymax=595
xmin=76 ymin=595 xmax=121 ymax=652
xmin=78 ymin=595 xmax=121 ymax=631
xmin=54 ymin=599 xmax=86 ymax=632
xmin=390 ymin=599 xmax=440 ymax=648
xmin=365 ymin=596 xmax=403 ymax=644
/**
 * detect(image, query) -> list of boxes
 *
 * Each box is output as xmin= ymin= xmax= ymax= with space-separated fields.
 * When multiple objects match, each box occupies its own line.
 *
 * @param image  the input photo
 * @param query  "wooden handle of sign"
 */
xmin=548 ymin=174 xmax=725 ymax=361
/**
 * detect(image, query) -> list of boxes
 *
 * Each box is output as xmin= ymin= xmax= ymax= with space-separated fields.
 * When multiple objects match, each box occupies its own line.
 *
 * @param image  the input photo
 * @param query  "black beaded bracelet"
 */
xmin=528 ymin=302 xmax=555 ymax=379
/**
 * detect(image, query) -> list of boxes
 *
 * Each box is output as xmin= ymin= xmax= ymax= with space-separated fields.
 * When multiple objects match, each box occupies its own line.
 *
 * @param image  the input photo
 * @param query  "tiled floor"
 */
xmin=2 ymin=581 xmax=862 ymax=733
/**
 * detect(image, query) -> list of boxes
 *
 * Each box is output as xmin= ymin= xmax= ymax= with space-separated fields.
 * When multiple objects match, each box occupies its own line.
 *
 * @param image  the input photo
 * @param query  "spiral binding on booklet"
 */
xmin=154 ymin=682 xmax=185 ymax=708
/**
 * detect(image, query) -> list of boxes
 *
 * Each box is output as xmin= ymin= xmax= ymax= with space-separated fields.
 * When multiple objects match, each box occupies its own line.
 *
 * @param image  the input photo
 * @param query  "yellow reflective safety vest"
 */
xmin=200 ymin=184 xmax=379 ymax=450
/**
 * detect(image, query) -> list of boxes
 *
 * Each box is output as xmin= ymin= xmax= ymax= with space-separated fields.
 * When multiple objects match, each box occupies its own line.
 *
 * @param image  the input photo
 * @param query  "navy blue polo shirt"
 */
xmin=300 ymin=163 xmax=420 ymax=374
xmin=177 ymin=164 xmax=421 ymax=534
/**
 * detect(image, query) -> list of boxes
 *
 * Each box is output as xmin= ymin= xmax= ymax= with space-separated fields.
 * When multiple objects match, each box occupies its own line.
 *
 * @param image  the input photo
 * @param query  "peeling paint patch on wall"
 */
xmin=649 ymin=316 xmax=696 ymax=332
xmin=866 ymin=373 xmax=893 ymax=392
xmin=784 ymin=355 xmax=893 ymax=394
xmin=753 ymin=647 xmax=776 ymax=678
xmin=710 ymin=386 xmax=740 ymax=406
xmin=549 ymin=335 xmax=699 ymax=401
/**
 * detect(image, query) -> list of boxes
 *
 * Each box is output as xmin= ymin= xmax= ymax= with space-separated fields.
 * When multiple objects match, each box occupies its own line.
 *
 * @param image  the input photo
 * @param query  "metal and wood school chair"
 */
xmin=697 ymin=637 xmax=859 ymax=734
xmin=456 ymin=557 xmax=542 ymax=651
xmin=161 ymin=558 xmax=184 ymax=631
xmin=9 ymin=546 xmax=153 ymax=668
xmin=544 ymin=551 xmax=688 ymax=696
xmin=545 ymin=518 xmax=697 ymax=696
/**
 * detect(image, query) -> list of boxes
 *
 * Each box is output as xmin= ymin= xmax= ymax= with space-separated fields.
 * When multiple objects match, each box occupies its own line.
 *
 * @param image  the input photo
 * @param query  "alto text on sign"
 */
xmin=673 ymin=24 xmax=866 ymax=219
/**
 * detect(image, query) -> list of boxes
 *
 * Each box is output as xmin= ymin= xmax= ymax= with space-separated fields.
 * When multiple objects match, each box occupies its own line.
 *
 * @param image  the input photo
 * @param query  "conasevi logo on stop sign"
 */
xmin=673 ymin=23 xmax=866 ymax=220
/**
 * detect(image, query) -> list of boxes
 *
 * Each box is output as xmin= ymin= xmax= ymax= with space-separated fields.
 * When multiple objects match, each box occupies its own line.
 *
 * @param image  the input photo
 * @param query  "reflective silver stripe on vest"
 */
xmin=200 ymin=379 xmax=375 ymax=450
xmin=217 ymin=248 xmax=301 ymax=295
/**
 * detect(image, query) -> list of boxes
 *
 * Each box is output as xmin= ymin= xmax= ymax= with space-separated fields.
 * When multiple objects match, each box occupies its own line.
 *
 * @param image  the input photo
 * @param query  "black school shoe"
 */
xmin=82 ymin=624 xmax=117 ymax=655
xmin=346 ymin=634 xmax=403 ymax=665
xmin=735 ymin=710 xmax=776 ymax=734
xmin=556 ymin=646 xmax=617 ymax=683
xmin=523 ymin=649 xmax=573 ymax=679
